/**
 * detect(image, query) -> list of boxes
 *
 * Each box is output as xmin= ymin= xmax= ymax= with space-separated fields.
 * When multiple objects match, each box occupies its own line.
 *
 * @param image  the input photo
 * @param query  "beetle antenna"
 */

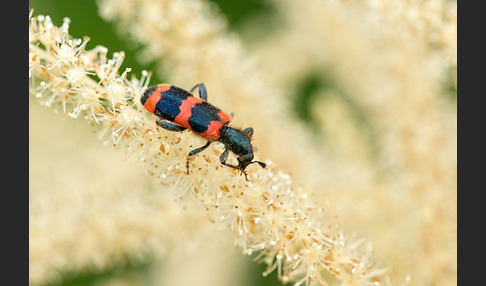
xmin=251 ymin=161 xmax=266 ymax=169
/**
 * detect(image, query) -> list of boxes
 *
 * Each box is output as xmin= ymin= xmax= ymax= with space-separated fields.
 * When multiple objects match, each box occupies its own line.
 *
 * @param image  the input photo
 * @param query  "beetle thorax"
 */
xmin=219 ymin=126 xmax=253 ymax=157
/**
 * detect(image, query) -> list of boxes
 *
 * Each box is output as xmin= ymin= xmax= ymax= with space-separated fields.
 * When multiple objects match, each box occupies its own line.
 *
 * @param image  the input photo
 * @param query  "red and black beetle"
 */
xmin=141 ymin=83 xmax=266 ymax=180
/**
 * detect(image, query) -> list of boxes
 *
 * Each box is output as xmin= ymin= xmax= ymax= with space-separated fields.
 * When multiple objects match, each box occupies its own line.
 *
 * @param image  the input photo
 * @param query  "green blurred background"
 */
xmin=29 ymin=0 xmax=272 ymax=88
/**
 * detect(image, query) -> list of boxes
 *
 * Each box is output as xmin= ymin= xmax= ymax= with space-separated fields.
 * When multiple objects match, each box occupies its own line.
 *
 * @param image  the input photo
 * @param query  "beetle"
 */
xmin=140 ymin=83 xmax=266 ymax=180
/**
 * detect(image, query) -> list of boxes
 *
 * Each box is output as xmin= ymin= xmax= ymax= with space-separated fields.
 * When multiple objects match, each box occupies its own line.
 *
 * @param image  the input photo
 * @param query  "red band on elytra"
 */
xmin=217 ymin=111 xmax=231 ymax=124
xmin=174 ymin=96 xmax=203 ymax=129
xmin=203 ymin=121 xmax=223 ymax=140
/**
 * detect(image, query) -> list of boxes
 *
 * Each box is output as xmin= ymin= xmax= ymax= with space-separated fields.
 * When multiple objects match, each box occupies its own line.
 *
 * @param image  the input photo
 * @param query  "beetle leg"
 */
xmin=219 ymin=149 xmax=238 ymax=169
xmin=190 ymin=83 xmax=208 ymax=101
xmin=242 ymin=127 xmax=254 ymax=138
xmin=220 ymin=150 xmax=251 ymax=180
xmin=156 ymin=120 xmax=186 ymax=132
xmin=186 ymin=140 xmax=212 ymax=174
